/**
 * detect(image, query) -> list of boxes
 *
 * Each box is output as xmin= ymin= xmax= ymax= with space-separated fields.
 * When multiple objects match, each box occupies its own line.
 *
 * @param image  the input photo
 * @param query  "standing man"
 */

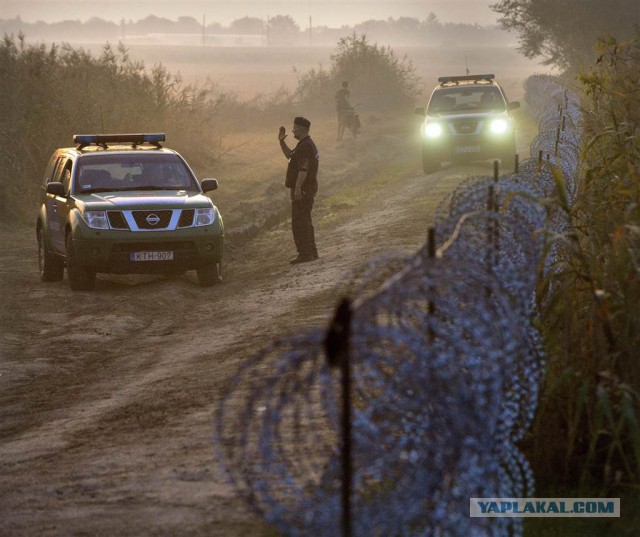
xmin=278 ymin=116 xmax=319 ymax=264
xmin=335 ymin=80 xmax=351 ymax=141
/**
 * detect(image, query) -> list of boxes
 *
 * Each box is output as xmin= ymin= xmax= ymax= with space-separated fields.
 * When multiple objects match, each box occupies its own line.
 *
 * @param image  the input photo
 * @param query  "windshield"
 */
xmin=428 ymin=87 xmax=506 ymax=114
xmin=75 ymin=153 xmax=198 ymax=193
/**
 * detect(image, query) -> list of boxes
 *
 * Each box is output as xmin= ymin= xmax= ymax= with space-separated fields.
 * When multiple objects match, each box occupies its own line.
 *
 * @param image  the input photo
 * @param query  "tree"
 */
xmin=295 ymin=34 xmax=419 ymax=111
xmin=491 ymin=0 xmax=639 ymax=71
xmin=229 ymin=16 xmax=263 ymax=35
xmin=267 ymin=15 xmax=300 ymax=44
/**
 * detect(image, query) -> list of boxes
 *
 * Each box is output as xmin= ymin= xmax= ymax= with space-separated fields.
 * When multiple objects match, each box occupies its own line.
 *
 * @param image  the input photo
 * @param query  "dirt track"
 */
xmin=0 ymin=114 xmax=533 ymax=536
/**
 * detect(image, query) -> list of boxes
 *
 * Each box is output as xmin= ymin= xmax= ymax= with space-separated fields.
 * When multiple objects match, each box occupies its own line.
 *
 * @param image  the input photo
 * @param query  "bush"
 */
xmin=0 ymin=35 xmax=247 ymax=225
xmin=534 ymin=31 xmax=640 ymax=488
xmin=294 ymin=33 xmax=420 ymax=112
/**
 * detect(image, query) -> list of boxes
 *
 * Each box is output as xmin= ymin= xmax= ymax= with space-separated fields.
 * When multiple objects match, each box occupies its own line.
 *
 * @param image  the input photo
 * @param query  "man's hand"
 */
xmin=294 ymin=186 xmax=302 ymax=201
xmin=278 ymin=126 xmax=287 ymax=142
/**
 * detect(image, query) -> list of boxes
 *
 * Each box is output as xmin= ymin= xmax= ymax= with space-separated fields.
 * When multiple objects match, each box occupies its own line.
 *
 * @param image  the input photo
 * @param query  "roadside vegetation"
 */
xmin=534 ymin=31 xmax=640 ymax=487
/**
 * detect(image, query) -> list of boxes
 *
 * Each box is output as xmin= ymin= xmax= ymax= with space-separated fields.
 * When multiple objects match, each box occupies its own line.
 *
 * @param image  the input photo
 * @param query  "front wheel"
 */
xmin=66 ymin=234 xmax=96 ymax=291
xmin=196 ymin=262 xmax=222 ymax=287
xmin=37 ymin=227 xmax=64 ymax=282
xmin=499 ymin=139 xmax=517 ymax=173
xmin=422 ymin=149 xmax=440 ymax=174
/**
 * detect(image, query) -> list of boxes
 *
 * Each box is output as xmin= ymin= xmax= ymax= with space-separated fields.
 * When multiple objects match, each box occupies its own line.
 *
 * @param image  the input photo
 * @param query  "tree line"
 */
xmin=0 ymin=13 xmax=511 ymax=47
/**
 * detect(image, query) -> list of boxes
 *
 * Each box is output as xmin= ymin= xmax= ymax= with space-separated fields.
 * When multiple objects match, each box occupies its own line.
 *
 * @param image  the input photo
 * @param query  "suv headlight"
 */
xmin=489 ymin=118 xmax=509 ymax=135
xmin=195 ymin=207 xmax=215 ymax=227
xmin=82 ymin=210 xmax=109 ymax=229
xmin=422 ymin=122 xmax=443 ymax=139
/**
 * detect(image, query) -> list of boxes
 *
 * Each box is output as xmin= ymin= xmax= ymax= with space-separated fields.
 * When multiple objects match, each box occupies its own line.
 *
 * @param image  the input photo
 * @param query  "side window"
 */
xmin=53 ymin=158 xmax=72 ymax=195
xmin=62 ymin=168 xmax=72 ymax=195
xmin=44 ymin=155 xmax=62 ymax=186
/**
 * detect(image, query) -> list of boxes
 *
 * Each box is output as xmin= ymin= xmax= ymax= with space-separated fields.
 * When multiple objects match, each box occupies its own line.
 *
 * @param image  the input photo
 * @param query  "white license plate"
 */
xmin=130 ymin=251 xmax=174 ymax=262
xmin=455 ymin=145 xmax=481 ymax=154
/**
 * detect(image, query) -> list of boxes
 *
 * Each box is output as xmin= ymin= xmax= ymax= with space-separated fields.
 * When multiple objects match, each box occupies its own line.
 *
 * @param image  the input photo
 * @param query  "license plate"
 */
xmin=130 ymin=251 xmax=174 ymax=262
xmin=455 ymin=145 xmax=481 ymax=154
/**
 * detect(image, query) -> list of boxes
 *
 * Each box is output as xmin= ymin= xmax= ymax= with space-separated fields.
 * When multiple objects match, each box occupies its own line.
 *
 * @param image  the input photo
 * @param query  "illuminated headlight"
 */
xmin=489 ymin=118 xmax=509 ymax=134
xmin=82 ymin=210 xmax=109 ymax=229
xmin=422 ymin=122 xmax=443 ymax=138
xmin=195 ymin=207 xmax=215 ymax=227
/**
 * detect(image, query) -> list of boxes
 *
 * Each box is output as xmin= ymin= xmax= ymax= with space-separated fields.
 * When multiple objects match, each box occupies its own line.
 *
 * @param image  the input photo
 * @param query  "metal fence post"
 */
xmin=324 ymin=297 xmax=353 ymax=537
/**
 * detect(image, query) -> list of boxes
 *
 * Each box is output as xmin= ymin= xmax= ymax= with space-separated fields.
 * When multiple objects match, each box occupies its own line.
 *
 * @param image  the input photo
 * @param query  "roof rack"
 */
xmin=73 ymin=133 xmax=165 ymax=150
xmin=437 ymin=74 xmax=495 ymax=86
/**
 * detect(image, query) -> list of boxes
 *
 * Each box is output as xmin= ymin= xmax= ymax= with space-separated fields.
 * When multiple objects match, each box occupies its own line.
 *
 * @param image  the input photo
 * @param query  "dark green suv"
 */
xmin=36 ymin=133 xmax=224 ymax=290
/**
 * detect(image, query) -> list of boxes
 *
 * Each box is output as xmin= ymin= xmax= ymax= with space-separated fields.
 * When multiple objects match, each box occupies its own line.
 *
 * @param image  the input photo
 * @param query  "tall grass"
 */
xmin=533 ymin=32 xmax=640 ymax=489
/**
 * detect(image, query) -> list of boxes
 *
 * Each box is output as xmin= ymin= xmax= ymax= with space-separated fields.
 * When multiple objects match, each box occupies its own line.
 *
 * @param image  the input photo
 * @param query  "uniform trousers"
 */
xmin=291 ymin=196 xmax=317 ymax=258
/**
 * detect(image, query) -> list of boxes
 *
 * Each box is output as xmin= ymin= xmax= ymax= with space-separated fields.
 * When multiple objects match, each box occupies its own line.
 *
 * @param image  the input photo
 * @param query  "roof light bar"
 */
xmin=438 ymin=74 xmax=495 ymax=85
xmin=73 ymin=133 xmax=166 ymax=149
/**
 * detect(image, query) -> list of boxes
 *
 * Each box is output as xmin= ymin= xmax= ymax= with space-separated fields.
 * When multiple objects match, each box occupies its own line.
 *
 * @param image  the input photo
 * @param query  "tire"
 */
xmin=65 ymin=234 xmax=96 ymax=291
xmin=37 ymin=227 xmax=64 ymax=282
xmin=422 ymin=148 xmax=440 ymax=174
xmin=196 ymin=262 xmax=222 ymax=287
xmin=500 ymin=140 xmax=517 ymax=173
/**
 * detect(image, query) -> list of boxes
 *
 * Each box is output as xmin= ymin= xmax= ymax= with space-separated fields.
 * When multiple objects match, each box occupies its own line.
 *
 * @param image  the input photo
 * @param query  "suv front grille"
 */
xmin=132 ymin=210 xmax=173 ymax=229
xmin=452 ymin=119 xmax=479 ymax=134
xmin=107 ymin=211 xmax=129 ymax=230
xmin=178 ymin=209 xmax=194 ymax=228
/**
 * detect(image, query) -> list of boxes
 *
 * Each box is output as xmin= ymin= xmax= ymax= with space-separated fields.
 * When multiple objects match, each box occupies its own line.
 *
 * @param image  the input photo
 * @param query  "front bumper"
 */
xmin=71 ymin=226 xmax=223 ymax=274
xmin=423 ymin=133 xmax=515 ymax=162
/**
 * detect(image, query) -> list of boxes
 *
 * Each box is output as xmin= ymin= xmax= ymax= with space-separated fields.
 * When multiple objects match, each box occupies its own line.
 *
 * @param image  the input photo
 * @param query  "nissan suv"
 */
xmin=36 ymin=133 xmax=224 ymax=290
xmin=415 ymin=74 xmax=520 ymax=174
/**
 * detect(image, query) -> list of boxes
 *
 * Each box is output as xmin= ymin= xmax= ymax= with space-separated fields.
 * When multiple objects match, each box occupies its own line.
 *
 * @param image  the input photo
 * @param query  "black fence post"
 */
xmin=427 ymin=227 xmax=436 ymax=342
xmin=324 ymin=297 xmax=353 ymax=537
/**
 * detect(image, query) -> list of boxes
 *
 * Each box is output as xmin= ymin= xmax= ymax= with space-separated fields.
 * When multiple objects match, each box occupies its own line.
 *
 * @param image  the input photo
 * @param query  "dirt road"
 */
xmin=0 ymin=113 xmax=533 ymax=536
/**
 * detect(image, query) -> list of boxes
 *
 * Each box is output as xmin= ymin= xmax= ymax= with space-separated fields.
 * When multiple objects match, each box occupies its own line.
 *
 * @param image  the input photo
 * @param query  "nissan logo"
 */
xmin=146 ymin=214 xmax=161 ymax=226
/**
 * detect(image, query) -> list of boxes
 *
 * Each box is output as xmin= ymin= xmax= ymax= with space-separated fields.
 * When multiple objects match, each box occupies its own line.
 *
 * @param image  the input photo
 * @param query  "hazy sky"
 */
xmin=0 ymin=1 xmax=500 ymax=27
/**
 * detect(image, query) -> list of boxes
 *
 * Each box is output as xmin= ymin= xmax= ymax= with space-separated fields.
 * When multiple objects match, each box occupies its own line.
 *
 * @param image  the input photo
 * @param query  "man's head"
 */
xmin=293 ymin=116 xmax=311 ymax=139
xmin=342 ymin=81 xmax=348 ymax=88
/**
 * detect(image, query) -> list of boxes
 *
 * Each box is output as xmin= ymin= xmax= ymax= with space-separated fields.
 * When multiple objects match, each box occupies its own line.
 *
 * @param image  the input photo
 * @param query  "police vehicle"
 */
xmin=36 ymin=133 xmax=224 ymax=290
xmin=415 ymin=74 xmax=520 ymax=174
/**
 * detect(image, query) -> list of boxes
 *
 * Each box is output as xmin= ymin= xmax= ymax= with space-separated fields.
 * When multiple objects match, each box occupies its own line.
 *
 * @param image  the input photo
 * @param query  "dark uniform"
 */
xmin=285 ymin=135 xmax=319 ymax=260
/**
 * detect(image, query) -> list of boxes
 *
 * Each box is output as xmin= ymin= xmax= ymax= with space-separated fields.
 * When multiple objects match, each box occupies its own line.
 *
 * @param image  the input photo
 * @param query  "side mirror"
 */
xmin=46 ymin=182 xmax=65 ymax=197
xmin=414 ymin=107 xmax=426 ymax=116
xmin=508 ymin=101 xmax=520 ymax=111
xmin=201 ymin=178 xmax=218 ymax=193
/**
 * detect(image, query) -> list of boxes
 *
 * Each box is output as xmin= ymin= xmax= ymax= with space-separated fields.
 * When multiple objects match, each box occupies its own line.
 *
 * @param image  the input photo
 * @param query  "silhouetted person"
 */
xmin=278 ymin=116 xmax=319 ymax=264
xmin=335 ymin=81 xmax=351 ymax=141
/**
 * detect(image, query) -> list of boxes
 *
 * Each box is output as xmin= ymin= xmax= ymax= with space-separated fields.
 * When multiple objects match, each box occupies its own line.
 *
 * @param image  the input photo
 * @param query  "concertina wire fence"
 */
xmin=215 ymin=74 xmax=582 ymax=537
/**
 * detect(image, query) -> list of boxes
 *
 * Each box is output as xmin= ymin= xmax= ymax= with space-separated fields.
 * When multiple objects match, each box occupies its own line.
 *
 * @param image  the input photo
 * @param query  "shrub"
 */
xmin=0 ymin=35 xmax=244 ymax=225
xmin=294 ymin=33 xmax=420 ymax=112
xmin=534 ymin=31 xmax=640 ymax=488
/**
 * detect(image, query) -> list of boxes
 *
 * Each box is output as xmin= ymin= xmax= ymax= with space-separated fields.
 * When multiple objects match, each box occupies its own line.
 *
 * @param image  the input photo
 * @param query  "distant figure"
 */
xmin=278 ymin=116 xmax=319 ymax=264
xmin=335 ymin=81 xmax=351 ymax=141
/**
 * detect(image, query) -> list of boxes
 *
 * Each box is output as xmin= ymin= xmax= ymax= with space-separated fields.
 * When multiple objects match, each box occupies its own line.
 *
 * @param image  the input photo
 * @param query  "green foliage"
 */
xmin=533 ymin=31 xmax=640 ymax=489
xmin=0 ymin=35 xmax=263 ymax=225
xmin=294 ymin=34 xmax=420 ymax=112
xmin=491 ymin=0 xmax=639 ymax=72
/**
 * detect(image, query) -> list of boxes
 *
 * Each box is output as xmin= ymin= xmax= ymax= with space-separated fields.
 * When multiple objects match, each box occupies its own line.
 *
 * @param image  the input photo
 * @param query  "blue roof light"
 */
xmin=73 ymin=133 xmax=166 ymax=148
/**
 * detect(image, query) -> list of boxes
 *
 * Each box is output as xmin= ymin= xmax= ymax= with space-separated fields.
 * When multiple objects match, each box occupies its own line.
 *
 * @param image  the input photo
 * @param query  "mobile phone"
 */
xmin=279 ymin=126 xmax=286 ymax=136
